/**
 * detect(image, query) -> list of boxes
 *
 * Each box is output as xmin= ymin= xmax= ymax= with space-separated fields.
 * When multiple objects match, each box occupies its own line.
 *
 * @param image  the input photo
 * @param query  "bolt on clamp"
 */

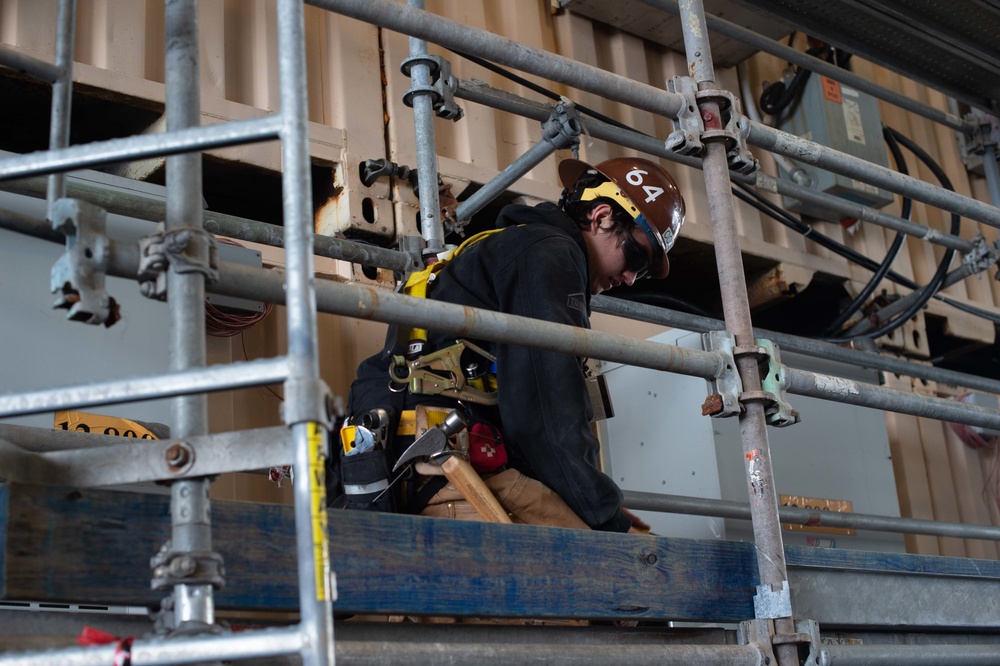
xmin=541 ymin=103 xmax=583 ymax=152
xmin=962 ymin=234 xmax=1000 ymax=278
xmin=706 ymin=336 xmax=799 ymax=426
xmin=666 ymin=77 xmax=759 ymax=176
xmin=150 ymin=540 xmax=225 ymax=590
xmin=137 ymin=224 xmax=219 ymax=300
xmin=49 ymin=198 xmax=120 ymax=327
xmin=701 ymin=330 xmax=743 ymax=418
xmin=666 ymin=76 xmax=704 ymax=157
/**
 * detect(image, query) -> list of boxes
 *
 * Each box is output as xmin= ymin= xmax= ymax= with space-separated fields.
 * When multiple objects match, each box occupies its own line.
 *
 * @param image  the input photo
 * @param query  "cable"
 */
xmin=205 ymin=239 xmax=274 ymax=337
xmin=822 ymin=126 xmax=911 ymax=335
xmin=825 ymin=126 xmax=960 ymax=343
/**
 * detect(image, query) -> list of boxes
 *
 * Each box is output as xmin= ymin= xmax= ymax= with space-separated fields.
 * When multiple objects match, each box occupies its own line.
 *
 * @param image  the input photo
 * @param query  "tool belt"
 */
xmin=338 ymin=405 xmax=508 ymax=514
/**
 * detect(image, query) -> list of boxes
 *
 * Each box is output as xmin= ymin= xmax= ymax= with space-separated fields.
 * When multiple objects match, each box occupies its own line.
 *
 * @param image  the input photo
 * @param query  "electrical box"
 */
xmin=598 ymin=328 xmax=906 ymax=554
xmin=777 ymin=74 xmax=895 ymax=220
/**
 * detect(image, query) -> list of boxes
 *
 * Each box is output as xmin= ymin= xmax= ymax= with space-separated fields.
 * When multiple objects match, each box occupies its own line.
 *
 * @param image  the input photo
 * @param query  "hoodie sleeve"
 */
xmin=489 ymin=231 xmax=631 ymax=533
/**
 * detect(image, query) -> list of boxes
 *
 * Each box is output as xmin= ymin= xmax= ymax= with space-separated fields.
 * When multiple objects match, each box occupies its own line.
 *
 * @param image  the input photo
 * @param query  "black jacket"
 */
xmin=347 ymin=203 xmax=630 ymax=532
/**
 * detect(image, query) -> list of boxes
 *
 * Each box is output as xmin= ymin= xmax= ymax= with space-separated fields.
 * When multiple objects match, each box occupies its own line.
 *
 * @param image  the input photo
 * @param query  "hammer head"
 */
xmin=392 ymin=408 xmax=470 ymax=472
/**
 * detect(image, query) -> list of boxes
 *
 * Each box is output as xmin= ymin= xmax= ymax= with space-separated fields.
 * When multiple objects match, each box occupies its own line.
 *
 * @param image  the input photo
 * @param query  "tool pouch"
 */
xmin=340 ymin=448 xmax=396 ymax=512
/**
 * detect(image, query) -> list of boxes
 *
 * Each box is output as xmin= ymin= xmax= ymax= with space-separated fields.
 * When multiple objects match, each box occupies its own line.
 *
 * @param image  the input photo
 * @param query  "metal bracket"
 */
xmin=665 ymin=76 xmax=704 ymax=157
xmin=790 ymin=619 xmax=830 ymax=666
xmin=401 ymin=54 xmax=464 ymax=121
xmin=666 ymin=77 xmax=758 ymax=175
xmin=360 ymin=158 xmax=418 ymax=189
xmin=397 ymin=235 xmax=426 ymax=273
xmin=137 ymin=225 xmax=219 ymax=301
xmin=701 ymin=330 xmax=743 ymax=418
xmin=737 ymin=618 xmax=778 ymax=666
xmin=696 ymin=87 xmax=759 ymax=175
xmin=541 ymin=103 xmax=583 ymax=152
xmin=754 ymin=580 xmax=793 ymax=619
xmin=963 ymin=110 xmax=1000 ymax=155
xmin=150 ymin=541 xmax=225 ymax=590
xmin=962 ymin=234 xmax=1000 ymax=278
xmin=281 ymin=377 xmax=336 ymax=429
xmin=49 ymin=198 xmax=120 ymax=327
xmin=756 ymin=338 xmax=799 ymax=427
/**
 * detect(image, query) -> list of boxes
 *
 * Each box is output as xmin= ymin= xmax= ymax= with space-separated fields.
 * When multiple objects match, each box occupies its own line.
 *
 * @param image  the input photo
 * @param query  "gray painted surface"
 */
xmin=601 ymin=328 xmax=905 ymax=553
xmin=0 ymin=186 xmax=172 ymax=431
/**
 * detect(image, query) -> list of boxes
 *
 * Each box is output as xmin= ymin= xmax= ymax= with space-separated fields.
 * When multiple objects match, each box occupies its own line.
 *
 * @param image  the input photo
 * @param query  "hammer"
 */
xmin=394 ymin=409 xmax=512 ymax=524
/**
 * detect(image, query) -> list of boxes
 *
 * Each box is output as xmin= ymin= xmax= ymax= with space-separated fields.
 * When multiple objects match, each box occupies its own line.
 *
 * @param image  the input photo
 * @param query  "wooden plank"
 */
xmin=0 ymin=483 xmax=755 ymax=620
xmin=7 ymin=483 xmax=1000 ymax=625
xmin=882 ymin=374 xmax=940 ymax=554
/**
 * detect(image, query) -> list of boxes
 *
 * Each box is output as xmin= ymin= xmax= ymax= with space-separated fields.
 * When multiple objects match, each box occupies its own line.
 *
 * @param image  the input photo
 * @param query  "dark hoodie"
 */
xmin=346 ymin=203 xmax=630 ymax=532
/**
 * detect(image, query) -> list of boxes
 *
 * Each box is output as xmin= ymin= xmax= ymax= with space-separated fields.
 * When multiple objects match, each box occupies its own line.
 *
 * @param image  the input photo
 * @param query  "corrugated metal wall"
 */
xmin=2 ymin=0 xmax=999 ymax=553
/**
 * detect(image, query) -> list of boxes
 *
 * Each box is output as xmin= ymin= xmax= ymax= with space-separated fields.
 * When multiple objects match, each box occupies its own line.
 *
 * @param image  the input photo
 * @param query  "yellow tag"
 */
xmin=397 ymin=411 xmax=417 ymax=437
xmin=55 ymin=410 xmax=158 ymax=439
xmin=340 ymin=424 xmax=358 ymax=454
xmin=308 ymin=422 xmax=331 ymax=601
xmin=780 ymin=495 xmax=856 ymax=536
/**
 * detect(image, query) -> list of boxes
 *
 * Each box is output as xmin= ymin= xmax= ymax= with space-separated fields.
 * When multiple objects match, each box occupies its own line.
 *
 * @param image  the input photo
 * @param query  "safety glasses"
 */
xmin=620 ymin=233 xmax=652 ymax=280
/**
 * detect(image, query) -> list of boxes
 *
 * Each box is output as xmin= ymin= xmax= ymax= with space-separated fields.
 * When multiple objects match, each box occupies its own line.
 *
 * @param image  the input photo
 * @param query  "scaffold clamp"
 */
xmin=962 ymin=234 xmax=1000 ymax=278
xmin=150 ymin=541 xmax=225 ymax=590
xmin=755 ymin=338 xmax=799 ymax=427
xmin=50 ymin=198 xmax=120 ymax=327
xmin=701 ymin=330 xmax=743 ymax=419
xmin=541 ymin=103 xmax=582 ymax=152
xmin=733 ymin=339 xmax=799 ymax=427
xmin=737 ymin=618 xmax=778 ymax=666
xmin=401 ymin=55 xmax=464 ymax=121
xmin=665 ymin=76 xmax=704 ymax=157
xmin=137 ymin=225 xmax=219 ymax=301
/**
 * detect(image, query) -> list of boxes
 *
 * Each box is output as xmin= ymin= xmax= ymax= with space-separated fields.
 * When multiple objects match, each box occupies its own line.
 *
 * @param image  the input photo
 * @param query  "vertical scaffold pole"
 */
xmin=276 ymin=1 xmax=335 ymax=664
xmin=164 ymin=0 xmax=215 ymax=630
xmin=407 ymin=0 xmax=444 ymax=254
xmin=46 ymin=0 xmax=76 ymax=216
xmin=676 ymin=2 xmax=797 ymax=664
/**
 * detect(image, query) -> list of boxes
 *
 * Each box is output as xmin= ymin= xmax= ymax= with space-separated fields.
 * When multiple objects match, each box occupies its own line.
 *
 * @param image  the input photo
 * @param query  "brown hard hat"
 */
xmin=559 ymin=157 xmax=685 ymax=279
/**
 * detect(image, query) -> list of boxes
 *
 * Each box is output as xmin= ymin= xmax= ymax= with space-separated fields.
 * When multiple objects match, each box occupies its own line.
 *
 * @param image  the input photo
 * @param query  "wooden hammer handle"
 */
xmin=440 ymin=455 xmax=513 ymax=524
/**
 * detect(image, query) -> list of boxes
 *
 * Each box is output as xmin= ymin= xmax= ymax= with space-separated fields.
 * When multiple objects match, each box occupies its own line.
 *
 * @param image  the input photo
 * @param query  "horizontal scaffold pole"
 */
xmin=308 ymin=0 xmax=1000 ymax=230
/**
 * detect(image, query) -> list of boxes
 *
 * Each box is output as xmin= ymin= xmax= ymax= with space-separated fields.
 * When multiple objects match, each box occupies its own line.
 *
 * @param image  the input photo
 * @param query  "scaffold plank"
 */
xmin=3 ymin=483 xmax=1000 ymax=628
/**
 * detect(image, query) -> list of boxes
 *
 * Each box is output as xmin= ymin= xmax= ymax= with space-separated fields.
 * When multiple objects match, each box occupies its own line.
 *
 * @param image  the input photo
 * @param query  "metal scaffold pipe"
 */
xmin=678 ymin=2 xmax=796 ymax=663
xmin=624 ymin=490 xmax=1000 ymax=541
xmin=0 ymin=115 xmax=283 ymax=181
xmin=406 ymin=0 xmax=444 ymax=254
xmin=308 ymin=0 xmax=1000 ymax=230
xmin=307 ymin=0 xmax=686 ymax=120
xmin=592 ymin=295 xmax=1000 ymax=396
xmin=46 ymin=0 xmax=76 ymax=213
xmin=0 ymin=174 xmax=416 ymax=272
xmin=0 ymin=44 xmax=61 ymax=83
xmin=4 ymin=207 xmax=1000 ymax=431
xmin=275 ymin=0 xmax=335 ymax=664
xmin=163 ymin=0 xmax=215 ymax=630
xmin=747 ymin=120 xmax=1000 ymax=229
xmin=454 ymin=78 xmax=977 ymax=255
xmin=756 ymin=172 xmax=976 ymax=253
xmin=639 ymin=0 xmax=974 ymax=134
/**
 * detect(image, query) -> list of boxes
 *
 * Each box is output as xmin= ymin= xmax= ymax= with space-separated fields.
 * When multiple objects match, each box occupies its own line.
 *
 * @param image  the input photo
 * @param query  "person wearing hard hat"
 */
xmin=341 ymin=156 xmax=685 ymax=533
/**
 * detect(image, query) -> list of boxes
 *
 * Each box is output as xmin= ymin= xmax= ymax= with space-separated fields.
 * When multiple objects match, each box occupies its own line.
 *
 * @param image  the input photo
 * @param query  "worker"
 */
xmin=339 ymin=157 xmax=685 ymax=533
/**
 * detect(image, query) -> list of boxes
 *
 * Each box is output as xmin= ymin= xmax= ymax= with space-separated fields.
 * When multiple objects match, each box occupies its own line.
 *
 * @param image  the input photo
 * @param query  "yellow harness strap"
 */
xmin=402 ymin=228 xmax=506 ymax=350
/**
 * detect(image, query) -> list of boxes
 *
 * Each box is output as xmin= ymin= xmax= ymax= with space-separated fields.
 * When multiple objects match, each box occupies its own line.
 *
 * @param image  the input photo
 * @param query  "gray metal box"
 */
xmin=777 ymin=73 xmax=895 ymax=219
xmin=599 ymin=329 xmax=905 ymax=554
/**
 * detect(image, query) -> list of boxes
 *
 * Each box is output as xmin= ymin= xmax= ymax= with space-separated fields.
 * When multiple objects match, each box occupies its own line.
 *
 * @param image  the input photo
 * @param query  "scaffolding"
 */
xmin=0 ymin=0 xmax=999 ymax=664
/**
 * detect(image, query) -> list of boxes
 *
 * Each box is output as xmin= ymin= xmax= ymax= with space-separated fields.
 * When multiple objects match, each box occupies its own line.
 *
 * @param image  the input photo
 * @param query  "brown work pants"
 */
xmin=419 ymin=468 xmax=590 ymax=529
